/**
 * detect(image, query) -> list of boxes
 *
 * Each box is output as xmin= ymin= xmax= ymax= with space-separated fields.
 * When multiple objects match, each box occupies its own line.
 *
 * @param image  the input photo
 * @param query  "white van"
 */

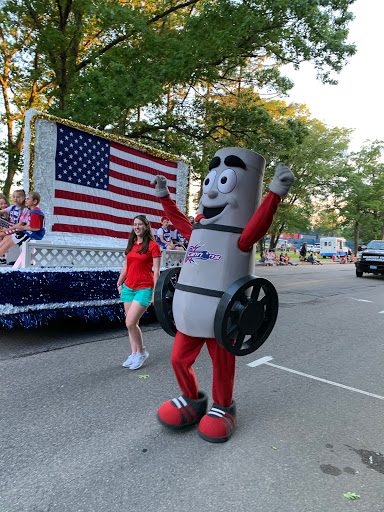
xmin=320 ymin=237 xmax=348 ymax=258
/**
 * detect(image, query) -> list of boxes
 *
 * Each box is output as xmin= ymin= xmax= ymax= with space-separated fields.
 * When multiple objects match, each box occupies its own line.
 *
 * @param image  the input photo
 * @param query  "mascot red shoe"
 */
xmin=152 ymin=147 xmax=294 ymax=442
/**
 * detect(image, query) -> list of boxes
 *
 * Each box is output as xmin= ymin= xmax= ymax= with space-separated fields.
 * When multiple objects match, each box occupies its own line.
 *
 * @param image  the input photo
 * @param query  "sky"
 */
xmin=281 ymin=0 xmax=384 ymax=151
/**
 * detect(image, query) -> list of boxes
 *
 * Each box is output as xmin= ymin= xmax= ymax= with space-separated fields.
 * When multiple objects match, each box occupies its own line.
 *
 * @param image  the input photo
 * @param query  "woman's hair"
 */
xmin=0 ymin=193 xmax=10 ymax=207
xmin=125 ymin=215 xmax=156 ymax=255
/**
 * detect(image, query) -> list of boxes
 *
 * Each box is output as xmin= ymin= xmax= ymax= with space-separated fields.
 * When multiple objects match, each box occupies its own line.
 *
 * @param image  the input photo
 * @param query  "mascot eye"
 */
xmin=217 ymin=168 xmax=237 ymax=194
xmin=202 ymin=170 xmax=216 ymax=193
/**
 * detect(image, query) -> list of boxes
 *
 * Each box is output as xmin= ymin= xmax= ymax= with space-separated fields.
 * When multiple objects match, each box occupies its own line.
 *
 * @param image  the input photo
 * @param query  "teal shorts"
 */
xmin=120 ymin=285 xmax=153 ymax=306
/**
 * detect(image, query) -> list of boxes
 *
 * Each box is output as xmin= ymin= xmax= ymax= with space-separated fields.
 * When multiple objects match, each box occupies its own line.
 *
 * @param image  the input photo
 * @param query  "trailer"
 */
xmin=320 ymin=237 xmax=348 ymax=258
xmin=0 ymin=110 xmax=189 ymax=329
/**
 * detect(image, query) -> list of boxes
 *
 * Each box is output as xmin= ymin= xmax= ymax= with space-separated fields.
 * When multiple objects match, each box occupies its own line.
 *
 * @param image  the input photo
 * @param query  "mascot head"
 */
xmin=197 ymin=147 xmax=265 ymax=228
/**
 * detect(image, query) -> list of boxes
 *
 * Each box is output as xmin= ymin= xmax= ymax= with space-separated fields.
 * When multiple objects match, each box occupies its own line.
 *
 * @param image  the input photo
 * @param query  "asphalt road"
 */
xmin=1 ymin=264 xmax=383 ymax=512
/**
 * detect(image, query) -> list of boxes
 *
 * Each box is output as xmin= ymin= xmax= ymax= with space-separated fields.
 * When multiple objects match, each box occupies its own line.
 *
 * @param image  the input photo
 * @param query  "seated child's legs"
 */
xmin=12 ymin=232 xmax=31 ymax=247
xmin=0 ymin=234 xmax=19 ymax=257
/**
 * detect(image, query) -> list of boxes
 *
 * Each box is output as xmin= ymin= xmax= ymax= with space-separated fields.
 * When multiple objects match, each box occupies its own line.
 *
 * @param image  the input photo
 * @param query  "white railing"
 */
xmin=160 ymin=249 xmax=186 ymax=268
xmin=13 ymin=241 xmax=126 ymax=269
xmin=12 ymin=241 xmax=186 ymax=269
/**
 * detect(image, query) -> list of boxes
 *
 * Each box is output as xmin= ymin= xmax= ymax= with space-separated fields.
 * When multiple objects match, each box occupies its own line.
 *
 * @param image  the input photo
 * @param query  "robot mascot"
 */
xmin=152 ymin=147 xmax=294 ymax=443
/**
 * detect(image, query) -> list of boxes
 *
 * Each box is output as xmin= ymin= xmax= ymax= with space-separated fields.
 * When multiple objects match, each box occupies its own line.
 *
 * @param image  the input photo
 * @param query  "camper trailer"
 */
xmin=320 ymin=237 xmax=348 ymax=258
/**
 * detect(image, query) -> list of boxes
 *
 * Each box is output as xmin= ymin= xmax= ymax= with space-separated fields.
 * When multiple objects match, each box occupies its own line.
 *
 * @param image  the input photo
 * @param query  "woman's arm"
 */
xmin=152 ymin=257 xmax=160 ymax=290
xmin=117 ymin=261 xmax=127 ymax=292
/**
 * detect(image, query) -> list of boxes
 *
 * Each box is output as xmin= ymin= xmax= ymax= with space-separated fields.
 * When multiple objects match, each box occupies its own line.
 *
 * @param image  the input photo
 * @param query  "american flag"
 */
xmin=53 ymin=123 xmax=178 ymax=238
xmin=0 ymin=217 xmax=10 ymax=229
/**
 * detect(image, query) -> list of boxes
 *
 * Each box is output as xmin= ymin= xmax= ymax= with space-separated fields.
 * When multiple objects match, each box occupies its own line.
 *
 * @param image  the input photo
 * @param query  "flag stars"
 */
xmin=56 ymin=124 xmax=109 ymax=189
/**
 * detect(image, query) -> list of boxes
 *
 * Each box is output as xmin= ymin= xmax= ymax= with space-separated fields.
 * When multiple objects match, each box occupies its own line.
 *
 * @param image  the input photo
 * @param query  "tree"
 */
xmin=336 ymin=141 xmax=384 ymax=251
xmin=266 ymin=118 xmax=352 ymax=248
xmin=1 ymin=0 xmax=357 ymax=195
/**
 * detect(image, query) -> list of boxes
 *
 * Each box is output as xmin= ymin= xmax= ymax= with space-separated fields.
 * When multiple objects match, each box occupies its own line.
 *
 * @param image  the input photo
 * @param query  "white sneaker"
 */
xmin=129 ymin=350 xmax=149 ymax=370
xmin=122 ymin=353 xmax=136 ymax=368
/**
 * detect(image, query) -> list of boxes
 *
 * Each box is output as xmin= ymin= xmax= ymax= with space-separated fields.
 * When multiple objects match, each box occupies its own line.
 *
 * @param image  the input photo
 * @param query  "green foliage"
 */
xmin=0 ymin=0 xmax=360 ymax=214
xmin=335 ymin=141 xmax=384 ymax=243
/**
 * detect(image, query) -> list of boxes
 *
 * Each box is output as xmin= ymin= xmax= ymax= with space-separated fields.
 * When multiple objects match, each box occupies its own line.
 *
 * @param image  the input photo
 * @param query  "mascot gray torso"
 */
xmin=173 ymin=148 xmax=265 ymax=338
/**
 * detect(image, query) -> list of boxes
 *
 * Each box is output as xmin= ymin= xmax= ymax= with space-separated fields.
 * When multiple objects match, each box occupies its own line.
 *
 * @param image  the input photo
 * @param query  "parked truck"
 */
xmin=320 ymin=237 xmax=348 ymax=258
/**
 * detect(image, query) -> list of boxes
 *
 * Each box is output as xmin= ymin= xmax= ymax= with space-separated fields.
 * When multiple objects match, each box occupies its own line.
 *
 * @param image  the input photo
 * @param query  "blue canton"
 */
xmin=55 ymin=123 xmax=110 ymax=190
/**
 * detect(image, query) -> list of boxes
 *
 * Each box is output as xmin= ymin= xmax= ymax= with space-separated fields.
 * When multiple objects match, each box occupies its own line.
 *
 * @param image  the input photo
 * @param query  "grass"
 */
xmin=256 ymin=251 xmax=301 ymax=261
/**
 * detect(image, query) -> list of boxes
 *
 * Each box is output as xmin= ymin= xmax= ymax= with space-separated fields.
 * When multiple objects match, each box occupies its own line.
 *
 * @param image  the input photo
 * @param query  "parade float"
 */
xmin=0 ymin=110 xmax=189 ymax=329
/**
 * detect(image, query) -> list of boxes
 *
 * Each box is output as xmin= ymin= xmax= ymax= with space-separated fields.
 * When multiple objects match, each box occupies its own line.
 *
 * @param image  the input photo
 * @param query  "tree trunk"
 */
xmin=2 ymin=125 xmax=24 ymax=199
xmin=353 ymin=220 xmax=360 ymax=255
xmin=3 ymin=150 xmax=21 ymax=198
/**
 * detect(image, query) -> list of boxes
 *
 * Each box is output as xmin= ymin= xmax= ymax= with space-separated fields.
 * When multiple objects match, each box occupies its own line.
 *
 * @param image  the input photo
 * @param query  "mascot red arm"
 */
xmin=152 ymin=148 xmax=294 ymax=443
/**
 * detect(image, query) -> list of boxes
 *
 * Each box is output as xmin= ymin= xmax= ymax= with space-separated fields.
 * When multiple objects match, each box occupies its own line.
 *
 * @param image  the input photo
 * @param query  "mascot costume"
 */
xmin=152 ymin=147 xmax=294 ymax=443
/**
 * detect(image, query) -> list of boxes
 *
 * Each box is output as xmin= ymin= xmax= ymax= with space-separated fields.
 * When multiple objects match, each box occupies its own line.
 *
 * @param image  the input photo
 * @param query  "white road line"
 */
xmin=247 ymin=356 xmax=274 ymax=367
xmin=347 ymin=297 xmax=373 ymax=302
xmin=264 ymin=362 xmax=384 ymax=400
xmin=379 ymin=310 xmax=384 ymax=314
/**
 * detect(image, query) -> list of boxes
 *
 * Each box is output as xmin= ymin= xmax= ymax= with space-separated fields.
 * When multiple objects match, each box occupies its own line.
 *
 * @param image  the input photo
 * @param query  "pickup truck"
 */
xmin=355 ymin=240 xmax=384 ymax=277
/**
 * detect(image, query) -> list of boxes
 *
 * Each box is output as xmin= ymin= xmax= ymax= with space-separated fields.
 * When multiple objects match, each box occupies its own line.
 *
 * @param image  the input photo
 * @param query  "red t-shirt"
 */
xmin=29 ymin=208 xmax=44 ymax=229
xmin=124 ymin=239 xmax=161 ymax=290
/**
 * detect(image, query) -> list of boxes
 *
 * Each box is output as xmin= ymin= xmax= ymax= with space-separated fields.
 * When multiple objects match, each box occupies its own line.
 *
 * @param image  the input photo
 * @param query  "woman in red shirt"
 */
xmin=117 ymin=215 xmax=161 ymax=370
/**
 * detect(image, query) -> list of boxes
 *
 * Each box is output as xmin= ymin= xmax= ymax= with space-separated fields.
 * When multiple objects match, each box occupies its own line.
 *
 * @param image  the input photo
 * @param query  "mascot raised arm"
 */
xmin=152 ymin=147 xmax=294 ymax=443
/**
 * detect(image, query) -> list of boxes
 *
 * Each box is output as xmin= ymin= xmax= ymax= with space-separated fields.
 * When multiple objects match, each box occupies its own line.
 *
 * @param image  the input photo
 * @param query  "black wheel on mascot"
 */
xmin=154 ymin=267 xmax=181 ymax=336
xmin=214 ymin=275 xmax=279 ymax=356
